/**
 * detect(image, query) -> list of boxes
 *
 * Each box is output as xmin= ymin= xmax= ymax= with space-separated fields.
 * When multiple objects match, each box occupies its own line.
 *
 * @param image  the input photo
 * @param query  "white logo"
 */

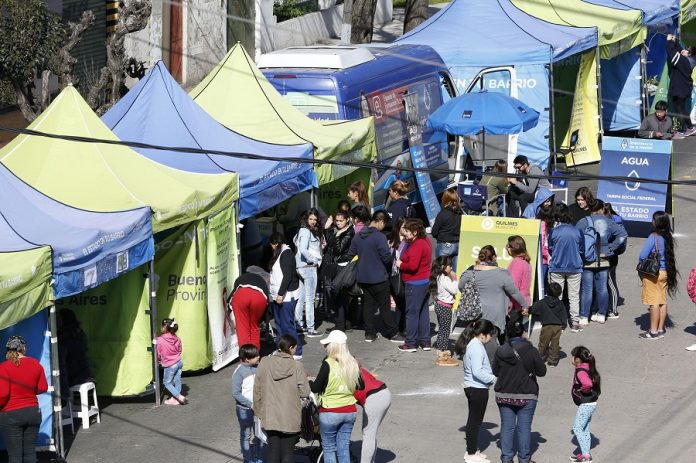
xmin=621 ymin=139 xmax=629 ymax=150
xmin=481 ymin=218 xmax=494 ymax=231
xmin=84 ymin=266 xmax=97 ymax=287
xmin=625 ymin=170 xmax=641 ymax=191
xmin=116 ymin=251 xmax=129 ymax=273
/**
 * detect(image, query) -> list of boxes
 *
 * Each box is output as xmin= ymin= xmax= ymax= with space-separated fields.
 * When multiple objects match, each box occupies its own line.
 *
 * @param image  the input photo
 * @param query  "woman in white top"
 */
xmin=429 ymin=256 xmax=459 ymax=366
xmin=294 ymin=208 xmax=324 ymax=338
xmin=454 ymin=319 xmax=497 ymax=463
xmin=268 ymin=232 xmax=303 ymax=358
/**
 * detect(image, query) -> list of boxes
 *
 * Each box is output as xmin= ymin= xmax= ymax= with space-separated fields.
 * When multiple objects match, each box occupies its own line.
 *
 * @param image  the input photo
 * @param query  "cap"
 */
xmin=6 ymin=335 xmax=26 ymax=351
xmin=320 ymin=330 xmax=347 ymax=345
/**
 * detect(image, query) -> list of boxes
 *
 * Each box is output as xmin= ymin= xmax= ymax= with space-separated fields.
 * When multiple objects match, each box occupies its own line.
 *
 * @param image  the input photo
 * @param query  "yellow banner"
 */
xmin=457 ymin=216 xmax=541 ymax=299
xmin=564 ymin=52 xmax=602 ymax=166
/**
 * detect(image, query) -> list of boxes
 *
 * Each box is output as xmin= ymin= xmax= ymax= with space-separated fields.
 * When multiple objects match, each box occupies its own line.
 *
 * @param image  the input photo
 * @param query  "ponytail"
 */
xmin=454 ymin=319 xmax=496 ymax=356
xmin=571 ymin=345 xmax=601 ymax=395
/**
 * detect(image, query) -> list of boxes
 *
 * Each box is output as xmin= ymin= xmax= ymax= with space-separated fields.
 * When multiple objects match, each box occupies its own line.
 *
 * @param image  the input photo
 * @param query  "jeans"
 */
xmin=549 ymin=272 xmax=581 ymax=323
xmin=0 ymin=406 xmax=41 ymax=463
xmin=266 ymin=430 xmax=298 ymax=463
xmin=464 ymin=388 xmax=489 ymax=455
xmin=273 ymin=299 xmax=302 ymax=355
xmin=435 ymin=242 xmax=459 ymax=272
xmin=573 ymin=403 xmax=597 ymax=456
xmin=404 ymin=283 xmax=431 ymax=346
xmin=319 ymin=412 xmax=356 ymax=463
xmin=163 ymin=360 xmax=183 ymax=398
xmin=296 ymin=266 xmax=318 ymax=331
xmin=236 ymin=405 xmax=265 ymax=463
xmin=581 ymin=268 xmax=608 ymax=318
xmin=498 ymin=400 xmax=537 ymax=463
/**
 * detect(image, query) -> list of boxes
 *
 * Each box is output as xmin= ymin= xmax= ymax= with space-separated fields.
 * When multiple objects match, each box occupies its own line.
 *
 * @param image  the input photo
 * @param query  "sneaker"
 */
xmin=389 ymin=333 xmax=406 ymax=343
xmin=590 ymin=314 xmax=606 ymax=324
xmin=463 ymin=453 xmax=489 ymax=463
xmin=657 ymin=328 xmax=666 ymax=336
xmin=578 ymin=317 xmax=590 ymax=326
xmin=306 ymin=329 xmax=322 ymax=338
xmin=398 ymin=344 xmax=417 ymax=352
xmin=569 ymin=453 xmax=592 ymax=462
xmin=570 ymin=322 xmax=583 ymax=333
xmin=293 ymin=354 xmax=303 ymax=360
xmin=436 ymin=352 xmax=459 ymax=367
xmin=673 ymin=131 xmax=687 ymax=140
xmin=639 ymin=330 xmax=664 ymax=339
xmin=685 ymin=127 xmax=696 ymax=137
xmin=296 ymin=326 xmax=307 ymax=334
xmin=420 ymin=342 xmax=432 ymax=351
xmin=607 ymin=311 xmax=620 ymax=319
xmin=364 ymin=334 xmax=378 ymax=343
xmin=686 ymin=343 xmax=696 ymax=351
xmin=547 ymin=361 xmax=558 ymax=367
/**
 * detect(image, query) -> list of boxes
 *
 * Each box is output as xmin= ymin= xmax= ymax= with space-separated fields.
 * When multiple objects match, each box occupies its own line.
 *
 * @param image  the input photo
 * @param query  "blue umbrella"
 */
xmin=427 ymin=90 xmax=540 ymax=135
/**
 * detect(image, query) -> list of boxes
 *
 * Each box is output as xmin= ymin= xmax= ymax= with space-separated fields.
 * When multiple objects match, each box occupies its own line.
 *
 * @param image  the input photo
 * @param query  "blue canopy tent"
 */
xmin=102 ymin=61 xmax=317 ymax=219
xmin=0 ymin=163 xmax=154 ymax=299
xmin=584 ymin=0 xmax=680 ymax=121
xmin=396 ymin=0 xmax=598 ymax=168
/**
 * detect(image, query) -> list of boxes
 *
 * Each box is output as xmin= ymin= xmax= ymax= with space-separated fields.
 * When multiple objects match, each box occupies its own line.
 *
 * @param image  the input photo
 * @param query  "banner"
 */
xmin=600 ymin=46 xmax=642 ymax=132
xmin=564 ymin=52 xmax=602 ymax=166
xmin=318 ymin=168 xmax=372 ymax=214
xmin=597 ymin=137 xmax=671 ymax=223
xmin=59 ymin=266 xmax=152 ymax=396
xmin=154 ymin=221 xmax=212 ymax=371
xmin=206 ymin=208 xmax=240 ymax=371
xmin=457 ymin=216 xmax=541 ymax=299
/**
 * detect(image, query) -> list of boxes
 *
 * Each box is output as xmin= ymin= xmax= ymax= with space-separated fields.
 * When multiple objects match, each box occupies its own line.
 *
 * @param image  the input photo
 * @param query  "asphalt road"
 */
xmin=52 ymin=136 xmax=696 ymax=463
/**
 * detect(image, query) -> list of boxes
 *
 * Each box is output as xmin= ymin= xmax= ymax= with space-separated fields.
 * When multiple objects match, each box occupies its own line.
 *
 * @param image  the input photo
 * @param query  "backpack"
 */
xmin=687 ymin=268 xmax=696 ymax=304
xmin=457 ymin=269 xmax=482 ymax=322
xmin=581 ymin=216 xmax=600 ymax=265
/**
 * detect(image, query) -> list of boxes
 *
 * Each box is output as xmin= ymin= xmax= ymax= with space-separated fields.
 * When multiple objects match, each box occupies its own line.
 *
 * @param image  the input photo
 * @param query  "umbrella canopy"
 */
xmin=427 ymin=91 xmax=540 ymax=136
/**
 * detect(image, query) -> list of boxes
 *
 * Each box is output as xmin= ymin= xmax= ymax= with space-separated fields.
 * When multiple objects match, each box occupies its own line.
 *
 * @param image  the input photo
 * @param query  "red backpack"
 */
xmin=687 ymin=268 xmax=696 ymax=304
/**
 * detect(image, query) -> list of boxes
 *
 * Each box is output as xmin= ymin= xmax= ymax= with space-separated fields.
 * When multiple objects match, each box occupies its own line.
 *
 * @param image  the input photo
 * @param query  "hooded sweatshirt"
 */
xmin=522 ymin=187 xmax=554 ymax=219
xmin=530 ymin=295 xmax=568 ymax=327
xmin=346 ymin=226 xmax=392 ymax=284
xmin=386 ymin=197 xmax=413 ymax=231
xmin=492 ymin=338 xmax=546 ymax=401
xmin=156 ymin=332 xmax=182 ymax=368
xmin=253 ymin=351 xmax=310 ymax=434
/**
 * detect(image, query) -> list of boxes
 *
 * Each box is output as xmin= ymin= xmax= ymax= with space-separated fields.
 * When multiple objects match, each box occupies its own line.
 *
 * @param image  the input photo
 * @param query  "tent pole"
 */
xmin=148 ymin=260 xmax=161 ymax=405
xmin=640 ymin=45 xmax=648 ymax=119
xmin=548 ymin=62 xmax=557 ymax=171
xmin=595 ymin=47 xmax=605 ymax=137
xmin=481 ymin=130 xmax=486 ymax=171
xmin=235 ymin=204 xmax=242 ymax=276
xmin=310 ymin=188 xmax=317 ymax=208
xmin=49 ymin=304 xmax=66 ymax=461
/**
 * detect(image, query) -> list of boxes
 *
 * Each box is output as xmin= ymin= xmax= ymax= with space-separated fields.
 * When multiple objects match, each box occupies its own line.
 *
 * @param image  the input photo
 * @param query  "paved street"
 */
xmin=54 ymin=139 xmax=696 ymax=463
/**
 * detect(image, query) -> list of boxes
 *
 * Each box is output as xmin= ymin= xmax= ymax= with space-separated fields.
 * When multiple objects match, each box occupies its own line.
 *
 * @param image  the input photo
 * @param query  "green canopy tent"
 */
xmin=513 ymin=0 xmax=647 ymax=162
xmin=190 ymin=43 xmax=378 ymax=187
xmin=0 ymin=86 xmax=240 ymax=396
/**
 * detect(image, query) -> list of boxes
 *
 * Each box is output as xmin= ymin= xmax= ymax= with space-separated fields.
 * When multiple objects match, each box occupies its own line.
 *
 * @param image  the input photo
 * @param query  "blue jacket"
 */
xmin=548 ymin=223 xmax=585 ymax=273
xmin=576 ymin=214 xmax=628 ymax=260
xmin=346 ymin=226 xmax=392 ymax=284
xmin=639 ymin=233 xmax=667 ymax=270
xmin=522 ymin=188 xmax=554 ymax=219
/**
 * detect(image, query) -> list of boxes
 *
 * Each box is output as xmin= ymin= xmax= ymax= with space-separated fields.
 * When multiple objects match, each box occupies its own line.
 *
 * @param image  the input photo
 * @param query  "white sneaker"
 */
xmin=463 ymin=453 xmax=490 ymax=463
xmin=686 ymin=344 xmax=696 ymax=351
xmin=590 ymin=314 xmax=606 ymax=324
xmin=578 ymin=317 xmax=590 ymax=326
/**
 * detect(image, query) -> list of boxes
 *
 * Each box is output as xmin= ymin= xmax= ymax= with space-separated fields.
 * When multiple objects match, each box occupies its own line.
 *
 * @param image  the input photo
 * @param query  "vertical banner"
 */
xmin=403 ymin=92 xmax=441 ymax=225
xmin=457 ymin=216 xmax=541 ymax=299
xmin=597 ymin=137 xmax=672 ymax=223
xmin=564 ymin=52 xmax=601 ymax=166
xmin=58 ymin=266 xmax=152 ymax=396
xmin=154 ymin=221 xmax=212 ymax=371
xmin=206 ymin=208 xmax=240 ymax=371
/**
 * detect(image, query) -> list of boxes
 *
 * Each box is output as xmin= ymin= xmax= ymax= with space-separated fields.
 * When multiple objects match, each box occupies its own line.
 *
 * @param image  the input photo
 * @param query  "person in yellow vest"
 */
xmin=311 ymin=331 xmax=364 ymax=463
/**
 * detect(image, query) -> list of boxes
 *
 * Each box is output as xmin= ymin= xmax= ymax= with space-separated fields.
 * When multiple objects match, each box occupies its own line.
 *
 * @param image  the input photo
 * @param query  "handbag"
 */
xmin=457 ymin=270 xmax=482 ymax=322
xmin=636 ymin=233 xmax=660 ymax=277
xmin=390 ymin=269 xmax=404 ymax=298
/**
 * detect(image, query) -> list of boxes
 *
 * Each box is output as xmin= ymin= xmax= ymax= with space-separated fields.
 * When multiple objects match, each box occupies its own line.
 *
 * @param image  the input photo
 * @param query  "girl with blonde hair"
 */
xmin=311 ymin=331 xmax=363 ymax=463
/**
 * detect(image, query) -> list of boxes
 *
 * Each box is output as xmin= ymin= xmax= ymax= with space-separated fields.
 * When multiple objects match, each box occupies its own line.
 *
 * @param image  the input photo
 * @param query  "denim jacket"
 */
xmin=295 ymin=227 xmax=322 ymax=267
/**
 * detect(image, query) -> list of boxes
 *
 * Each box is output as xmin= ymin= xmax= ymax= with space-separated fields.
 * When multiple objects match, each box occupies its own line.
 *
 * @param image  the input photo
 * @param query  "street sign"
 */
xmin=597 ymin=136 xmax=671 ymax=223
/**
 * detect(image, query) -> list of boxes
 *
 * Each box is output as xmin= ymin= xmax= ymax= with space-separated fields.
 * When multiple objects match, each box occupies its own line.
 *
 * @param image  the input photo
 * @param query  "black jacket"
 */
xmin=668 ymin=40 xmax=694 ymax=98
xmin=530 ymin=296 xmax=567 ymax=327
xmin=431 ymin=207 xmax=462 ymax=243
xmin=568 ymin=203 xmax=590 ymax=225
xmin=493 ymin=338 xmax=546 ymax=398
xmin=321 ymin=226 xmax=355 ymax=279
xmin=278 ymin=249 xmax=300 ymax=296
xmin=386 ymin=197 xmax=413 ymax=232
xmin=232 ymin=273 xmax=270 ymax=299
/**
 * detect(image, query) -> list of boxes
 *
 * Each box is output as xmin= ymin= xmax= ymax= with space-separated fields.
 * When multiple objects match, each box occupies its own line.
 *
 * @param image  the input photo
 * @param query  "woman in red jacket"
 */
xmin=396 ymin=219 xmax=433 ymax=352
xmin=0 ymin=335 xmax=48 ymax=463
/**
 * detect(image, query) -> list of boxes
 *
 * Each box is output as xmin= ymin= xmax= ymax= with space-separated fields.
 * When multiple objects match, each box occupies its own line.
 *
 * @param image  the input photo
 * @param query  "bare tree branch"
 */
xmin=57 ymin=10 xmax=95 ymax=88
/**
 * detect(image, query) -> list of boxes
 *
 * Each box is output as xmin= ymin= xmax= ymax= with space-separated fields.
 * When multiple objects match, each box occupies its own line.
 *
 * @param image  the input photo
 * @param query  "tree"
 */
xmin=0 ymin=0 xmax=151 ymax=121
xmin=350 ymin=0 xmax=378 ymax=43
xmin=403 ymin=0 xmax=429 ymax=33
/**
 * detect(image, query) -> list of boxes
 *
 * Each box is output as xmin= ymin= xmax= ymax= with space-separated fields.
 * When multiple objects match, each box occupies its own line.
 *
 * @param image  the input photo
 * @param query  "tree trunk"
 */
xmin=57 ymin=10 xmax=95 ymax=88
xmin=403 ymin=0 xmax=429 ymax=34
xmin=340 ymin=0 xmax=354 ymax=45
xmin=13 ymin=84 xmax=38 ymax=123
xmin=350 ymin=0 xmax=378 ymax=43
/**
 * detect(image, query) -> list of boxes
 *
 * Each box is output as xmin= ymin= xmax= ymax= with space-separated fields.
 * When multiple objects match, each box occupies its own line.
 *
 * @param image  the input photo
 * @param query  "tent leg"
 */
xmin=148 ymin=261 xmax=161 ymax=406
xmin=234 ymin=204 xmax=242 ymax=276
xmin=640 ymin=45 xmax=648 ymax=119
xmin=49 ymin=304 xmax=66 ymax=461
xmin=310 ymin=188 xmax=317 ymax=208
xmin=595 ymin=47 xmax=604 ymax=137
xmin=548 ymin=63 xmax=557 ymax=161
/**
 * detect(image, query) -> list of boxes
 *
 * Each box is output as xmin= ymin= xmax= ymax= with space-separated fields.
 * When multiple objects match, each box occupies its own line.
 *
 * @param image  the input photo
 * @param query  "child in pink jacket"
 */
xmin=156 ymin=318 xmax=185 ymax=405
xmin=506 ymin=236 xmax=532 ymax=313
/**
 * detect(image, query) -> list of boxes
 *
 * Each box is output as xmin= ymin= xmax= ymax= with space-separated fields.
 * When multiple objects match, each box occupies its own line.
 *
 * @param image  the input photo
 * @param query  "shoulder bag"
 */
xmin=636 ymin=233 xmax=660 ymax=277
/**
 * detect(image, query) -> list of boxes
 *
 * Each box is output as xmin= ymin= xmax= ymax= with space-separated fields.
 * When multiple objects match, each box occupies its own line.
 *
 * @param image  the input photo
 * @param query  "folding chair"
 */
xmin=554 ymin=129 xmax=579 ymax=172
xmin=549 ymin=171 xmax=569 ymax=204
xmin=458 ymin=183 xmax=488 ymax=215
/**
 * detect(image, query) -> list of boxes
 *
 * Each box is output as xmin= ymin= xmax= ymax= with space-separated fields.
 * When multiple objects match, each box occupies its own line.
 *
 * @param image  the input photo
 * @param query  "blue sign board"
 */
xmin=409 ymin=143 xmax=441 ymax=225
xmin=597 ymin=136 xmax=671 ymax=223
